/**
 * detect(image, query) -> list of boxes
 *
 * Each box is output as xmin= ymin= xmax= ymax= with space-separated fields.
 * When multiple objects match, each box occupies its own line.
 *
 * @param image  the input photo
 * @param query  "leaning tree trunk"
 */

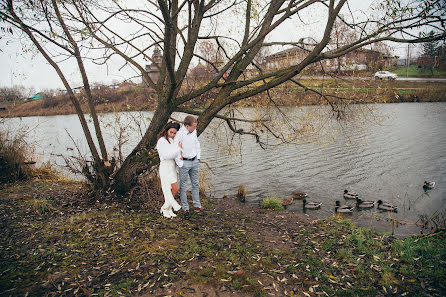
xmin=112 ymin=103 xmax=173 ymax=194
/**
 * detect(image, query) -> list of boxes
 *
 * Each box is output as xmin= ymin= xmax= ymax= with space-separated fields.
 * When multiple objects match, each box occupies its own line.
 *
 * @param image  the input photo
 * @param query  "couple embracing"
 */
xmin=156 ymin=116 xmax=203 ymax=219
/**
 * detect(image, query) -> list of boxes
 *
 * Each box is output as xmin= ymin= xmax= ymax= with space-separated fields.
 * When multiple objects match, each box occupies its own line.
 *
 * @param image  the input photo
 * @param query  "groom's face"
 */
xmin=186 ymin=122 xmax=197 ymax=133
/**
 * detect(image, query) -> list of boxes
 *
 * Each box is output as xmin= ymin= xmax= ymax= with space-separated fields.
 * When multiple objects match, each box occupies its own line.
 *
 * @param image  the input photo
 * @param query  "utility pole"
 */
xmin=406 ymin=44 xmax=410 ymax=77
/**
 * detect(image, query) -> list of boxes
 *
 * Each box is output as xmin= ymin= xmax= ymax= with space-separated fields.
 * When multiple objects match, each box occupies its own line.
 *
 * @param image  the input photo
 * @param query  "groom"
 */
xmin=174 ymin=115 xmax=203 ymax=219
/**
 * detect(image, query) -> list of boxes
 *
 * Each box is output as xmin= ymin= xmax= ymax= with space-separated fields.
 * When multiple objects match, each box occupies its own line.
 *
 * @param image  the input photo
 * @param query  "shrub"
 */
xmin=237 ymin=184 xmax=246 ymax=202
xmin=30 ymin=199 xmax=56 ymax=215
xmin=0 ymin=129 xmax=34 ymax=183
xmin=260 ymin=197 xmax=284 ymax=211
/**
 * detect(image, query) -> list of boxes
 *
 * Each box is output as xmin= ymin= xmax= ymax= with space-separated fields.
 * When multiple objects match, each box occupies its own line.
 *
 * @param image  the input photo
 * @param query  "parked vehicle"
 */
xmin=374 ymin=71 xmax=398 ymax=80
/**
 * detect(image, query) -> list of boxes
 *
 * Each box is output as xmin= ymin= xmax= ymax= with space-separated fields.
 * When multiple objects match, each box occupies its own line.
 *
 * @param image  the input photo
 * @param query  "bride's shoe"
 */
xmin=161 ymin=207 xmax=172 ymax=218
xmin=168 ymin=208 xmax=177 ymax=218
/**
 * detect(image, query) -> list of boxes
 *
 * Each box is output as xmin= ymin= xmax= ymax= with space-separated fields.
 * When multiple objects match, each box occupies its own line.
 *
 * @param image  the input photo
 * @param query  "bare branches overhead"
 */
xmin=3 ymin=0 xmax=445 ymax=193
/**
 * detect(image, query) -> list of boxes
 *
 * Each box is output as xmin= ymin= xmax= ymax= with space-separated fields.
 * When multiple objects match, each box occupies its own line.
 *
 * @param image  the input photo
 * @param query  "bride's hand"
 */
xmin=180 ymin=156 xmax=183 ymax=160
xmin=178 ymin=141 xmax=182 ymax=148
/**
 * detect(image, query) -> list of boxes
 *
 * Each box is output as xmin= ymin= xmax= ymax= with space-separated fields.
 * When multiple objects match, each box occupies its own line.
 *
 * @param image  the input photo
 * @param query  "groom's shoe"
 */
xmin=183 ymin=210 xmax=191 ymax=220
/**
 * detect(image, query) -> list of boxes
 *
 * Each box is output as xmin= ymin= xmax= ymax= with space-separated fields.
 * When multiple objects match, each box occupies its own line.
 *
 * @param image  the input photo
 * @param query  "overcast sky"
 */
xmin=0 ymin=0 xmax=419 ymax=91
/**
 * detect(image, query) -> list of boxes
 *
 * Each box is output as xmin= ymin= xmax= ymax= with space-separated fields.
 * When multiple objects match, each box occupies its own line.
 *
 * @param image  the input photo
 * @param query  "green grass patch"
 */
xmin=260 ymin=197 xmax=284 ymax=210
xmin=392 ymin=233 xmax=446 ymax=284
xmin=392 ymin=65 xmax=446 ymax=78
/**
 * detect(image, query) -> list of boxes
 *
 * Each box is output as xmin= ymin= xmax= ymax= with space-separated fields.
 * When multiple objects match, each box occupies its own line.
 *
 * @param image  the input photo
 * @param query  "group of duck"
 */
xmin=294 ymin=181 xmax=436 ymax=213
xmin=296 ymin=190 xmax=397 ymax=213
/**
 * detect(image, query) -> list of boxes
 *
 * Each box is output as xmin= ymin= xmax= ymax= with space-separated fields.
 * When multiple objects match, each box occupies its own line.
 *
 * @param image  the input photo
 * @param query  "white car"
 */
xmin=374 ymin=71 xmax=398 ymax=80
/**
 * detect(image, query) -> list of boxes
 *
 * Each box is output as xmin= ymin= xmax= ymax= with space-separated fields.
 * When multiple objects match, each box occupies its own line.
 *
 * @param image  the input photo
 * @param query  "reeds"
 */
xmin=0 ymin=129 xmax=34 ymax=183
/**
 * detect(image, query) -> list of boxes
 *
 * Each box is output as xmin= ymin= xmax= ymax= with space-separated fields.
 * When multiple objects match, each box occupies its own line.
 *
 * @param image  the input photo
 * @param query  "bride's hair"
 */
xmin=158 ymin=121 xmax=180 ymax=143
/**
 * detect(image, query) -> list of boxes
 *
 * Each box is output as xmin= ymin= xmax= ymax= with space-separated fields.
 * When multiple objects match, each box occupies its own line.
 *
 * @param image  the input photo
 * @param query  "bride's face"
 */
xmin=167 ymin=128 xmax=177 ymax=139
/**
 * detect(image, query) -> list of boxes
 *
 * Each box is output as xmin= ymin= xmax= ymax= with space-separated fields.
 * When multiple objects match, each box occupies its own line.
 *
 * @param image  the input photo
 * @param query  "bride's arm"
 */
xmin=156 ymin=138 xmax=181 ymax=160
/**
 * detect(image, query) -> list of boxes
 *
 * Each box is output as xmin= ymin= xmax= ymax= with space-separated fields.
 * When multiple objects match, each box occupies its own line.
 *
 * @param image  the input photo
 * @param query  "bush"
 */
xmin=260 ymin=197 xmax=284 ymax=211
xmin=0 ymin=130 xmax=34 ymax=183
xmin=237 ymin=184 xmax=246 ymax=202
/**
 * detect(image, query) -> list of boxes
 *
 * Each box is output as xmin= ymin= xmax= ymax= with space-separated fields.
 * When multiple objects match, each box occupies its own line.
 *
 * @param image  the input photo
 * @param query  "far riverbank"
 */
xmin=1 ymin=79 xmax=446 ymax=118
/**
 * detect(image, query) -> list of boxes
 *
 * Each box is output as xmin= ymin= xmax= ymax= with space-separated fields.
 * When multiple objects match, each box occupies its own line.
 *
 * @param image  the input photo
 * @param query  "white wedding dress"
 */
xmin=156 ymin=137 xmax=182 ymax=218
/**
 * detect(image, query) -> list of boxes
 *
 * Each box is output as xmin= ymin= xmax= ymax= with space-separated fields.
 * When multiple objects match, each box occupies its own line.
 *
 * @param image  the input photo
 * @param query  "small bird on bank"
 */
xmin=377 ymin=200 xmax=398 ymax=212
xmin=344 ymin=189 xmax=359 ymax=199
xmin=302 ymin=199 xmax=321 ymax=209
xmin=423 ymin=181 xmax=435 ymax=190
xmin=356 ymin=198 xmax=375 ymax=208
xmin=335 ymin=201 xmax=354 ymax=213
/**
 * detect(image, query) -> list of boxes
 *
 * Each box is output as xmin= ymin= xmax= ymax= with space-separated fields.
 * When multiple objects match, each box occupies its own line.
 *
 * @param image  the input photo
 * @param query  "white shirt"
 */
xmin=174 ymin=125 xmax=201 ymax=160
xmin=156 ymin=137 xmax=183 ymax=167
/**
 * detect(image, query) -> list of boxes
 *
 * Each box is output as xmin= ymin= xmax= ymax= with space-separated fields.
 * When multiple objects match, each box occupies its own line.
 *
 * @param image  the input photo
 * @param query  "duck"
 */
xmin=343 ymin=189 xmax=359 ymax=199
xmin=302 ymin=198 xmax=321 ymax=209
xmin=356 ymin=198 xmax=375 ymax=208
xmin=291 ymin=192 xmax=308 ymax=200
xmin=335 ymin=201 xmax=354 ymax=213
xmin=377 ymin=200 xmax=398 ymax=212
xmin=423 ymin=181 xmax=435 ymax=189
xmin=281 ymin=197 xmax=293 ymax=206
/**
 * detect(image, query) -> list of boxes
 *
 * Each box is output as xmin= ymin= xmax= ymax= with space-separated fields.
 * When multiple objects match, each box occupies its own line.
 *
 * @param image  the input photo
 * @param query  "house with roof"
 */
xmin=417 ymin=44 xmax=446 ymax=70
xmin=262 ymin=47 xmax=396 ymax=73
xmin=29 ymin=93 xmax=44 ymax=100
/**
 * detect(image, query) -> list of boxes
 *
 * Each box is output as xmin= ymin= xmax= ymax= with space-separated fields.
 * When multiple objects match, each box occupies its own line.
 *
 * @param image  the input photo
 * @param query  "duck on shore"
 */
xmin=423 ymin=181 xmax=435 ymax=190
xmin=302 ymin=199 xmax=321 ymax=209
xmin=344 ymin=190 xmax=359 ymax=199
xmin=377 ymin=200 xmax=398 ymax=212
xmin=356 ymin=198 xmax=375 ymax=208
xmin=335 ymin=201 xmax=354 ymax=213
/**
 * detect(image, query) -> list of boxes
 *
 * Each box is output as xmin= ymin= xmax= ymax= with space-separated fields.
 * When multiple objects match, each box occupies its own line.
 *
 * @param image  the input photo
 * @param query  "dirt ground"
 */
xmin=1 ymin=178 xmax=445 ymax=297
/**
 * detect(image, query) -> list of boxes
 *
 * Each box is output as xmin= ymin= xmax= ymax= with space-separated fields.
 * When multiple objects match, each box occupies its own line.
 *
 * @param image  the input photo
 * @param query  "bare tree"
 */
xmin=329 ymin=17 xmax=358 ymax=72
xmin=1 ymin=0 xmax=445 ymax=194
xmin=1 ymin=0 xmax=112 ymax=189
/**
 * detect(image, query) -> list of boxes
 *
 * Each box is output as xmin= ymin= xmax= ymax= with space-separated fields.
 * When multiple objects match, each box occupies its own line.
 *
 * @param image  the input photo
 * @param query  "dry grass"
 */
xmin=0 ymin=129 xmax=34 ymax=183
xmin=237 ymin=184 xmax=247 ymax=202
xmin=2 ymin=80 xmax=445 ymax=119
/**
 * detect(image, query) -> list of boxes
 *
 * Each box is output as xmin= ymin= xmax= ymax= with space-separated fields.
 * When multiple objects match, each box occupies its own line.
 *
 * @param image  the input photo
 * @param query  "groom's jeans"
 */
xmin=179 ymin=159 xmax=200 ymax=211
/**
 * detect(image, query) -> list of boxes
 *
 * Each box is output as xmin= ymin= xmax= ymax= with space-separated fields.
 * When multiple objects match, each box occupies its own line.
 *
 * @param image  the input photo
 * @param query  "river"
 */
xmin=3 ymin=103 xmax=445 ymax=237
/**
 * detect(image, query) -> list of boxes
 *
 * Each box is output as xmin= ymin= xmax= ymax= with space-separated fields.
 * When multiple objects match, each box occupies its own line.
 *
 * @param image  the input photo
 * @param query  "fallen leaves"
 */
xmin=2 ymin=180 xmax=445 ymax=297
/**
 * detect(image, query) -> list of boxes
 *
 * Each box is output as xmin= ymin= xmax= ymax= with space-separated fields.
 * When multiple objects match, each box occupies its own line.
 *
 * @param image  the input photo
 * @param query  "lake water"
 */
xmin=3 ymin=103 xmax=446 ymax=236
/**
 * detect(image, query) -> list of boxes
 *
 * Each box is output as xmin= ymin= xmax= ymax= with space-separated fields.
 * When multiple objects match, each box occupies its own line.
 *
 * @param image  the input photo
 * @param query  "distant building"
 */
xmin=29 ymin=93 xmax=43 ymax=100
xmin=118 ymin=81 xmax=135 ymax=89
xmin=189 ymin=63 xmax=213 ymax=80
xmin=397 ymin=59 xmax=408 ymax=66
xmin=0 ymin=103 xmax=7 ymax=110
xmin=262 ymin=47 xmax=396 ymax=73
xmin=143 ymin=46 xmax=162 ymax=85
xmin=418 ymin=44 xmax=446 ymax=70
xmin=417 ymin=54 xmax=435 ymax=68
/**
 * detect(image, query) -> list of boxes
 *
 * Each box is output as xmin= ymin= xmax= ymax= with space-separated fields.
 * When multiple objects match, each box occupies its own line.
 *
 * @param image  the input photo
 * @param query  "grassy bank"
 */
xmin=1 ymin=176 xmax=445 ymax=296
xmin=391 ymin=65 xmax=446 ymax=78
xmin=1 ymin=79 xmax=446 ymax=118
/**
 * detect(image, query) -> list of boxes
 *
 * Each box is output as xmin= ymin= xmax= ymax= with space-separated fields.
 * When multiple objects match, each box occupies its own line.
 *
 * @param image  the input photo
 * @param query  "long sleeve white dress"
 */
xmin=156 ymin=137 xmax=182 ymax=218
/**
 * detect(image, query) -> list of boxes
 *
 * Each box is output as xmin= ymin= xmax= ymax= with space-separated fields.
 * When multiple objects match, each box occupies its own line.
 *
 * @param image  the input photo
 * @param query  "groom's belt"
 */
xmin=183 ymin=156 xmax=197 ymax=161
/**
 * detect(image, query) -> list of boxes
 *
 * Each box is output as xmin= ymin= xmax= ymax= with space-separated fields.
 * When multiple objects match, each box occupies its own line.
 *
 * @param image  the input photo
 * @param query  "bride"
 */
xmin=156 ymin=122 xmax=183 ymax=218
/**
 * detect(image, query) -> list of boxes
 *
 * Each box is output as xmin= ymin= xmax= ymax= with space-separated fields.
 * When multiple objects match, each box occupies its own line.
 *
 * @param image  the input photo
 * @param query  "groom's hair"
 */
xmin=184 ymin=115 xmax=197 ymax=127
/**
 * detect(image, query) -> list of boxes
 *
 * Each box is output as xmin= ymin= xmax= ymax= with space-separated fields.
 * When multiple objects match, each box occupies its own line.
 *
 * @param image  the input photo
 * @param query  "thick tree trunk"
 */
xmin=112 ymin=103 xmax=172 ymax=194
